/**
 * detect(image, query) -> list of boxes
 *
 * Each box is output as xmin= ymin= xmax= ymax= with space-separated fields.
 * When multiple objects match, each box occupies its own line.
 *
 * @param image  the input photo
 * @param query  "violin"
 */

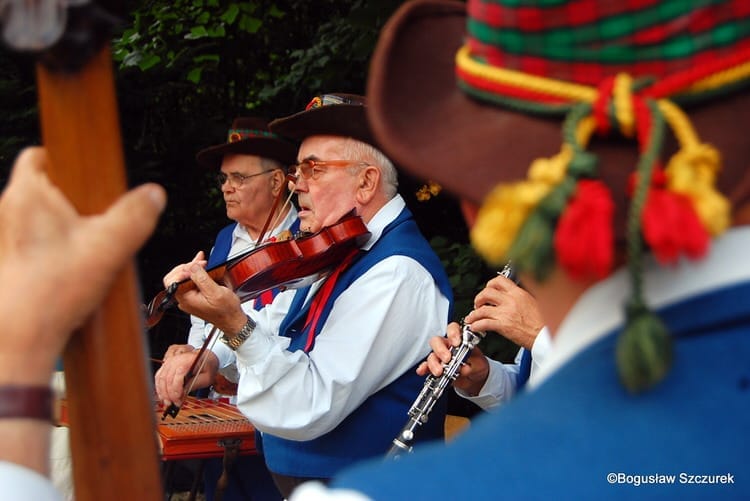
xmin=144 ymin=209 xmax=371 ymax=328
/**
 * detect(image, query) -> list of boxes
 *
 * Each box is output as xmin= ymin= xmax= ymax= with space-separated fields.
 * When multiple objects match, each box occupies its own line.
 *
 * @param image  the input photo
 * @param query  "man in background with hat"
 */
xmin=164 ymin=116 xmax=299 ymax=360
xmin=154 ymin=94 xmax=453 ymax=497
xmin=290 ymin=0 xmax=750 ymax=498
xmin=161 ymin=117 xmax=299 ymax=367
xmin=159 ymin=117 xmax=297 ymax=501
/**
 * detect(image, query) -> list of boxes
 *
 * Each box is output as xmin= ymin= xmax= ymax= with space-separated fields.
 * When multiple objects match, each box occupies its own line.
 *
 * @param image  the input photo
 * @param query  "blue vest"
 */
xmin=332 ymin=280 xmax=750 ymax=499
xmin=207 ymin=219 xmax=300 ymax=310
xmin=261 ymin=207 xmax=454 ymax=478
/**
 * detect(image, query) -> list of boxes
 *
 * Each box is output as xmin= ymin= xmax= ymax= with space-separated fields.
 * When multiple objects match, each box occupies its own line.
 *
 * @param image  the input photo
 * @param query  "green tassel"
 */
xmin=616 ymin=300 xmax=673 ymax=393
xmin=566 ymin=150 xmax=598 ymax=178
xmin=508 ymin=209 xmax=556 ymax=280
xmin=508 ymin=176 xmax=577 ymax=280
xmin=615 ymin=98 xmax=673 ymax=394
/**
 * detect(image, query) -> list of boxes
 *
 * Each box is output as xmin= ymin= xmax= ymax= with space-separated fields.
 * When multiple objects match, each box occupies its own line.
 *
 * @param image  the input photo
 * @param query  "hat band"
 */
xmin=305 ymin=94 xmax=366 ymax=110
xmin=227 ymin=128 xmax=280 ymax=143
xmin=465 ymin=0 xmax=750 ymax=85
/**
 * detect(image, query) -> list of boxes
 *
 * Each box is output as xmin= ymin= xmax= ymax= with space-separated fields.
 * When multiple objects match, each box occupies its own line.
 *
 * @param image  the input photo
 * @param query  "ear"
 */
xmin=355 ymin=165 xmax=380 ymax=204
xmin=270 ymin=168 xmax=286 ymax=196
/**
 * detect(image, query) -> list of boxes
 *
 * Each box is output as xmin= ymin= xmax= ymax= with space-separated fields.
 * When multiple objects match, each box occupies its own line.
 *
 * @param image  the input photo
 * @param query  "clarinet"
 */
xmin=386 ymin=263 xmax=515 ymax=460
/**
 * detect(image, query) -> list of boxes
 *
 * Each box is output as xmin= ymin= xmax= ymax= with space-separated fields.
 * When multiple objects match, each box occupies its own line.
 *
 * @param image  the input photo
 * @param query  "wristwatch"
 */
xmin=221 ymin=315 xmax=255 ymax=351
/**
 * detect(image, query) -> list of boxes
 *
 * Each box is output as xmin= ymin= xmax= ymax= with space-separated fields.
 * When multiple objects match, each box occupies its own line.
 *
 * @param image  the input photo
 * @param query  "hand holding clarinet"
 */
xmin=388 ymin=264 xmax=545 ymax=458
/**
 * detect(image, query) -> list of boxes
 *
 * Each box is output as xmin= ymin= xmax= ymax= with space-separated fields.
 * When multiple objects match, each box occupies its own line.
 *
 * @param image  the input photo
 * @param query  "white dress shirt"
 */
xmin=457 ymin=326 xmax=551 ymax=411
xmin=0 ymin=461 xmax=62 ymax=501
xmin=211 ymin=195 xmax=451 ymax=441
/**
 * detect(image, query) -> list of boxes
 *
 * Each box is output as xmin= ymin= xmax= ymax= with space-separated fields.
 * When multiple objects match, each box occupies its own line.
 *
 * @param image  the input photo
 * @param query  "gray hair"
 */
xmin=341 ymin=138 xmax=399 ymax=198
xmin=260 ymin=157 xmax=284 ymax=172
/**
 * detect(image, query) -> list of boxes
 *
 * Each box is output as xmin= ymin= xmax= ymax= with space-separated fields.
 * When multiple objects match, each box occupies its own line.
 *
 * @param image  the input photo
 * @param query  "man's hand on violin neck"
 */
xmin=174 ymin=264 xmax=246 ymax=333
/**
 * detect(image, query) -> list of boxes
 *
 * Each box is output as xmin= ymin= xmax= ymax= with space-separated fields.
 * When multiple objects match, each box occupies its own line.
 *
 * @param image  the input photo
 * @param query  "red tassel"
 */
xmin=638 ymin=170 xmax=709 ymax=263
xmin=554 ymin=180 xmax=614 ymax=279
xmin=593 ymin=76 xmax=615 ymax=136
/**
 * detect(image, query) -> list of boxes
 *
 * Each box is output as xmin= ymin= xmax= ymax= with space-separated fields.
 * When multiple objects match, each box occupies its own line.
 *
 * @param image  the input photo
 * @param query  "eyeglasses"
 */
xmin=288 ymin=159 xmax=369 ymax=181
xmin=217 ymin=170 xmax=274 ymax=188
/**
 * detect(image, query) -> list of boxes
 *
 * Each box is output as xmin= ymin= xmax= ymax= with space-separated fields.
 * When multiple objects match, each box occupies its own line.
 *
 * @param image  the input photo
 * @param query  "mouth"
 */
xmin=297 ymin=199 xmax=312 ymax=214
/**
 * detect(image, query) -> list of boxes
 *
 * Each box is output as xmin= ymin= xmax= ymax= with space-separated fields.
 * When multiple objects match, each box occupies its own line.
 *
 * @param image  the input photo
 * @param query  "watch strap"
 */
xmin=221 ymin=316 xmax=256 ymax=351
xmin=0 ymin=385 xmax=53 ymax=422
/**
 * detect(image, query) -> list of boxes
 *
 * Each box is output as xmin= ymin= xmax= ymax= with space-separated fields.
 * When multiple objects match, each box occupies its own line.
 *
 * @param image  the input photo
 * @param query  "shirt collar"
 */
xmin=359 ymin=194 xmax=405 ymax=251
xmin=229 ymin=205 xmax=299 ymax=257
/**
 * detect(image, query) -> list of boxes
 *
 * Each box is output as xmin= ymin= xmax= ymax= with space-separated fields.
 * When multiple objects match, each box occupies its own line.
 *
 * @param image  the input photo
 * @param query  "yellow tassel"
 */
xmin=665 ymin=145 xmax=730 ymax=235
xmin=660 ymin=100 xmax=731 ymax=236
xmin=613 ymin=73 xmax=635 ymax=137
xmin=471 ymin=180 xmax=550 ymax=264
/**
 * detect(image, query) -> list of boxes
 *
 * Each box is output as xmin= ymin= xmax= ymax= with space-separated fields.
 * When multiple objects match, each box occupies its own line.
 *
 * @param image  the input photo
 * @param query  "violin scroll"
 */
xmin=142 ymin=266 xmax=225 ymax=328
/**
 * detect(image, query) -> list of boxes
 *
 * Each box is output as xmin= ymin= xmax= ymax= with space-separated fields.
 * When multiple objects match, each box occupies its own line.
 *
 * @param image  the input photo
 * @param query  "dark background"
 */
xmin=0 ymin=1 xmax=517 ymax=385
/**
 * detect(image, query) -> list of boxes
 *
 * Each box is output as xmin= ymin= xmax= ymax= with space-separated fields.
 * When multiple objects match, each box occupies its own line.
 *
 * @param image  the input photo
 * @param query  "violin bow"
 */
xmin=161 ymin=325 xmax=220 ymax=419
xmin=253 ymin=170 xmax=298 ymax=245
xmin=4 ymin=3 xmax=162 ymax=499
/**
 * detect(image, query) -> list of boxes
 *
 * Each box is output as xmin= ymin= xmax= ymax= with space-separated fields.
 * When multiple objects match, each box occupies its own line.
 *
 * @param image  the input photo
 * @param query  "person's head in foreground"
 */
xmin=292 ymin=0 xmax=750 ymax=498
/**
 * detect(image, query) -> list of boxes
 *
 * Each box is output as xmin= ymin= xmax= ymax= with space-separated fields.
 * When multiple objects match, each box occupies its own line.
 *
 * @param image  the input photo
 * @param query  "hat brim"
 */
xmin=195 ymin=136 xmax=298 ymax=169
xmin=367 ymin=0 xmax=567 ymax=206
xmin=269 ymin=105 xmax=375 ymax=147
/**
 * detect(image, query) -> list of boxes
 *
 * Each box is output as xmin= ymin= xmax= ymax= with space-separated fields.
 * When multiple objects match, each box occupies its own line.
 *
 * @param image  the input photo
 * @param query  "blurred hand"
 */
xmin=0 ymin=147 xmax=165 ymax=385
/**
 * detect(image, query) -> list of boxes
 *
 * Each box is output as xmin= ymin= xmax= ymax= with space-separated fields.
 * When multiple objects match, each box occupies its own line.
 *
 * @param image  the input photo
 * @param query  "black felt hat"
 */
xmin=196 ymin=116 xmax=298 ymax=169
xmin=269 ymin=93 xmax=375 ymax=147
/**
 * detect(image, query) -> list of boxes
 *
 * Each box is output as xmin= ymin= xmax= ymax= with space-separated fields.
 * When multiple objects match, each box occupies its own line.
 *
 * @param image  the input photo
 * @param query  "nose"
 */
xmin=220 ymin=179 xmax=235 ymax=193
xmin=290 ymin=172 xmax=308 ymax=192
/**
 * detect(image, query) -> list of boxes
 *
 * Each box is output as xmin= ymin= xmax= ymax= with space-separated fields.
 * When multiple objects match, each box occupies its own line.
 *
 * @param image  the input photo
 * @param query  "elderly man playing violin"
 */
xmin=160 ymin=117 xmax=298 ymax=501
xmin=154 ymin=93 xmax=453 ymax=498
xmin=162 ymin=117 xmax=299 ymax=366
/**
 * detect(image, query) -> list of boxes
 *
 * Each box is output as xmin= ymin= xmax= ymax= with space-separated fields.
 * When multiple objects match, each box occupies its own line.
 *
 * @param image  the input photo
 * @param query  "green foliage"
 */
xmin=430 ymin=235 xmax=488 ymax=322
xmin=1 ymin=1 xmax=510 ymax=361
xmin=111 ymin=0 xmax=403 ymax=115
xmin=0 ymin=53 xmax=38 ymax=185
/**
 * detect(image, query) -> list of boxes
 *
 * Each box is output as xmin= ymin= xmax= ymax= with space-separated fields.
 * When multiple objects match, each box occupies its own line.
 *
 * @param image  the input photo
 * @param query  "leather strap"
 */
xmin=0 ymin=386 xmax=53 ymax=422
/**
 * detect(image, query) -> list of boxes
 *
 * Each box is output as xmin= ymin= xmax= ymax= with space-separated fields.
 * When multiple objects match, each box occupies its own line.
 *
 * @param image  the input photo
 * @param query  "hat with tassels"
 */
xmin=367 ymin=0 xmax=750 ymax=393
